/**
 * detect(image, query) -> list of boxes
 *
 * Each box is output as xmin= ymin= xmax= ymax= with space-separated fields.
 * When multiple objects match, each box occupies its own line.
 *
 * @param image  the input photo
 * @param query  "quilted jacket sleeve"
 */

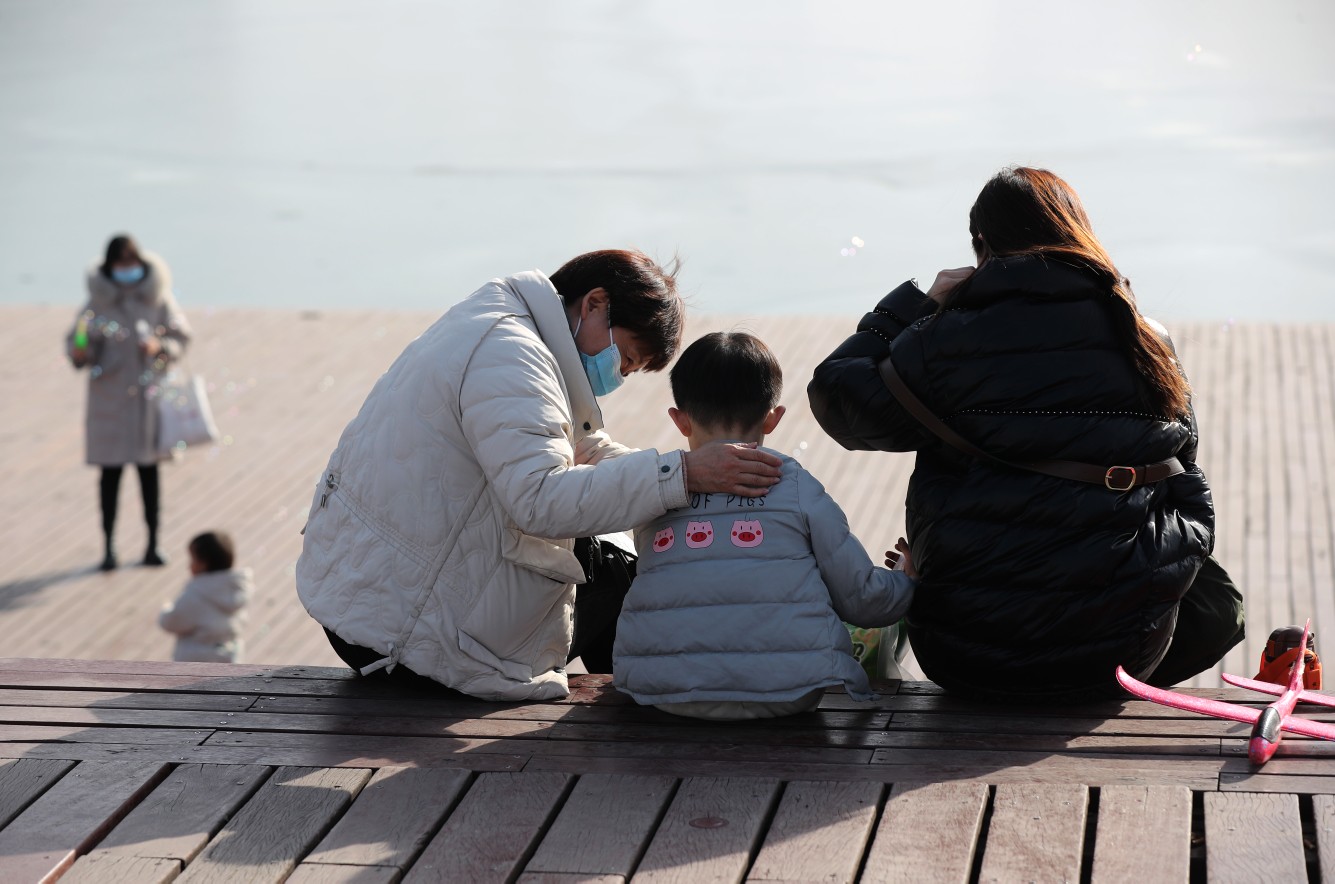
xmin=459 ymin=318 xmax=689 ymax=539
xmin=799 ymin=468 xmax=915 ymax=628
xmin=808 ymin=281 xmax=941 ymax=452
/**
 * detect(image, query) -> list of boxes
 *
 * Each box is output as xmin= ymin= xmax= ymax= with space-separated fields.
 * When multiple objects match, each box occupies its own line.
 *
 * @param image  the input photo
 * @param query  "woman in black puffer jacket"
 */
xmin=808 ymin=167 xmax=1244 ymax=703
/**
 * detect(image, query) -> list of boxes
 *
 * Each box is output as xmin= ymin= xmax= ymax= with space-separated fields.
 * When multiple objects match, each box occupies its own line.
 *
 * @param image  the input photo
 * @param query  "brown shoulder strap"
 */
xmin=876 ymin=355 xmax=1184 ymax=491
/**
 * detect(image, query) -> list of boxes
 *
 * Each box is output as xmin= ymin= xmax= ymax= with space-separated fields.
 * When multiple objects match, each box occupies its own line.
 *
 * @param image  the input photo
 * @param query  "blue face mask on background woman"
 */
xmin=111 ymin=264 xmax=145 ymax=285
xmin=574 ymin=317 xmax=625 ymax=397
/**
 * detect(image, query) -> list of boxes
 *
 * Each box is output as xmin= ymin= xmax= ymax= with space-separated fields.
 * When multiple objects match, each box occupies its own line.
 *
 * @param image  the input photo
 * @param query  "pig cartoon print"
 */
xmin=684 ymin=520 xmax=714 ymax=549
xmin=731 ymin=519 xmax=764 ymax=548
xmin=651 ymin=527 xmax=675 ymax=553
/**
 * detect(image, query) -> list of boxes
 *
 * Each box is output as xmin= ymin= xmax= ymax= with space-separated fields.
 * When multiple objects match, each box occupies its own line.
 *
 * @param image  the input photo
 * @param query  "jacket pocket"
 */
xmin=501 ymin=528 xmax=586 ymax=585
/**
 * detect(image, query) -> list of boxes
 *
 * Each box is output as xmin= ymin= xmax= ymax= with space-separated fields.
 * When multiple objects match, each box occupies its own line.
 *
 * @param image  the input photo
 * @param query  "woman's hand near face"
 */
xmin=140 ymin=336 xmax=162 ymax=358
xmin=926 ymin=266 xmax=975 ymax=303
xmin=683 ymin=442 xmax=782 ymax=497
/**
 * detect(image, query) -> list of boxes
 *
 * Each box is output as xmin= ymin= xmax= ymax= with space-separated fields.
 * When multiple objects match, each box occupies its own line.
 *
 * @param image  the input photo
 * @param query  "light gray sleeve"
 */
xmin=798 ymin=467 xmax=916 ymax=627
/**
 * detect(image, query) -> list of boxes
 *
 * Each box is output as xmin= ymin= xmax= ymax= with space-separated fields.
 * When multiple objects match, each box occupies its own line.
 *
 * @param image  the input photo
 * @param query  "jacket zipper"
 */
xmin=319 ymin=471 xmax=339 ymax=508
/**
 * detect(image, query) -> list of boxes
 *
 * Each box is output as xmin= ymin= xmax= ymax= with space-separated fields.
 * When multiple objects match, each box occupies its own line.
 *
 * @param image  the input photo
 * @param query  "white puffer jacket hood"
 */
xmin=296 ymin=272 xmax=689 ymax=700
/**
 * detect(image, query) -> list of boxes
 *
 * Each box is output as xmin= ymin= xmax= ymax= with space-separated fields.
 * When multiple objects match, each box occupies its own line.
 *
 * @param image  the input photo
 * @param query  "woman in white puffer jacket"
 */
xmin=296 ymin=250 xmax=783 ymax=701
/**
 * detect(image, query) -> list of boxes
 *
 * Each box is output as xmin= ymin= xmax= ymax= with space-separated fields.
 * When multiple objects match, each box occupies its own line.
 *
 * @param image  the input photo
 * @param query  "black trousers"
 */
xmin=324 ymin=537 xmax=636 ymax=684
xmin=100 ymin=464 xmax=160 ymax=536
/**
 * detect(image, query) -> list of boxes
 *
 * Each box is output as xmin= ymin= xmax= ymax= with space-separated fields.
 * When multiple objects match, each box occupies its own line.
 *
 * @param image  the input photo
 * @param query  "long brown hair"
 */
xmin=963 ymin=167 xmax=1190 ymax=418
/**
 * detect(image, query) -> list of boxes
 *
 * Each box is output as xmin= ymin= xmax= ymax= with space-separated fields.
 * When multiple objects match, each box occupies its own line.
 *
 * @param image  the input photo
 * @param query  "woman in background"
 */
xmin=67 ymin=234 xmax=191 ymax=570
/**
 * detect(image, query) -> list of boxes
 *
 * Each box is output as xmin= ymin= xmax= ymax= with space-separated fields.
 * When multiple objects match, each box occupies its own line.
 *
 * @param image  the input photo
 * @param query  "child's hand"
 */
xmin=884 ymin=537 xmax=919 ymax=579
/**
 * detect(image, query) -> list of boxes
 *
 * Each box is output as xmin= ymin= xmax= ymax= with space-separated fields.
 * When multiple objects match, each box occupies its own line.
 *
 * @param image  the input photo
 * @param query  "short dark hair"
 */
xmin=549 ymin=249 xmax=684 ymax=372
xmin=189 ymin=531 xmax=235 ymax=572
xmin=670 ymin=332 xmax=783 ymax=430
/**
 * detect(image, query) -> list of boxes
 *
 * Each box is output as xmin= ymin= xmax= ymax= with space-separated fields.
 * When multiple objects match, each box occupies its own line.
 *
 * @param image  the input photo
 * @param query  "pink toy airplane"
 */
xmin=1116 ymin=620 xmax=1335 ymax=765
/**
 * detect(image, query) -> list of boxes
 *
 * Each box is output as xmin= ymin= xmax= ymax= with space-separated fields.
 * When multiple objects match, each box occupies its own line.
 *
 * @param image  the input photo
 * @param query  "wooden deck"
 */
xmin=3 ymin=305 xmax=1334 ymax=687
xmin=1 ymin=659 xmax=1333 ymax=882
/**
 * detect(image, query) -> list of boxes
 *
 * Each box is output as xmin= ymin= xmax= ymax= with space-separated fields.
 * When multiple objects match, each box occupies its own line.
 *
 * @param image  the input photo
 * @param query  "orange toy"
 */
xmin=1255 ymin=625 xmax=1322 ymax=691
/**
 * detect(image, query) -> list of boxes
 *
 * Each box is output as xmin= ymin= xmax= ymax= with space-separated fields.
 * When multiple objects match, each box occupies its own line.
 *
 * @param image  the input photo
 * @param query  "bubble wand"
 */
xmin=73 ymin=313 xmax=90 ymax=350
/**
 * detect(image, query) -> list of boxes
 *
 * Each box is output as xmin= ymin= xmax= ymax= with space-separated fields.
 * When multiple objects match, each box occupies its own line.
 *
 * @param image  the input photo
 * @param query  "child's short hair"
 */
xmin=669 ymin=332 xmax=783 ymax=430
xmin=189 ymin=531 xmax=235 ymax=572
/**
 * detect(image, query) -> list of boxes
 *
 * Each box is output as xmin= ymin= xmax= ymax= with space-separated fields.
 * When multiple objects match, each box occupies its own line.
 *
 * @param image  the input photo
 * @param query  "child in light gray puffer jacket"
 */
xmin=613 ymin=332 xmax=916 ymax=720
xmin=159 ymin=531 xmax=252 ymax=663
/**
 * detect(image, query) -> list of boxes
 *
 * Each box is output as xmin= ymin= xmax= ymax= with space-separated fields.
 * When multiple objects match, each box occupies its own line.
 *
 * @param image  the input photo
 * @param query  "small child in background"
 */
xmin=159 ymin=531 xmax=253 ymax=663
xmin=613 ymin=332 xmax=917 ymax=719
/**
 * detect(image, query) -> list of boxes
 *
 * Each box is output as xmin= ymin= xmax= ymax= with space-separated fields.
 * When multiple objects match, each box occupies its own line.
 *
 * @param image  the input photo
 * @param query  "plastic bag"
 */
xmin=846 ymin=619 xmax=908 ymax=680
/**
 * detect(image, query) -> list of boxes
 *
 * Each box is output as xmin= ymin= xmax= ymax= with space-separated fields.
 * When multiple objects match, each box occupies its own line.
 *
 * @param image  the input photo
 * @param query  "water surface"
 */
xmin=1 ymin=0 xmax=1332 ymax=319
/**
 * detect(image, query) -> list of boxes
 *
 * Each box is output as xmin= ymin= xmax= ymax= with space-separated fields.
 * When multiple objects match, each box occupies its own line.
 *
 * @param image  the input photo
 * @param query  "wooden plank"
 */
xmin=61 ymin=853 xmax=181 ymax=884
xmin=304 ymin=767 xmax=470 ymax=870
xmin=745 ymin=780 xmax=881 ymax=883
xmin=0 ymin=757 xmax=74 ymax=829
xmin=859 ymin=782 xmax=987 ymax=884
xmin=405 ymin=772 xmax=572 ymax=884
xmin=251 ymin=693 xmax=891 ymax=732
xmin=0 ymin=658 xmax=329 ymax=679
xmin=1316 ymin=794 xmax=1335 ymax=884
xmin=872 ymin=730 xmax=1221 ymax=755
xmin=528 ymin=752 xmax=1223 ymax=790
xmin=1219 ymin=774 xmax=1335 ymax=794
xmin=0 ymin=724 xmax=214 ymax=745
xmin=976 ymin=784 xmax=1088 ymax=884
xmin=92 ymin=763 xmax=271 ymax=863
xmin=0 ymin=687 xmax=256 ymax=712
xmin=1090 ymin=785 xmax=1191 ymax=881
xmin=631 ymin=776 xmax=782 ymax=884
xmin=1203 ymin=792 xmax=1306 ymax=881
xmin=525 ymin=774 xmax=675 ymax=877
xmin=1221 ymin=738 xmax=1335 ymax=758
xmin=207 ymin=728 xmax=874 ymax=767
xmin=0 ymin=702 xmax=556 ymax=740
xmin=516 ymin=874 xmax=622 ymax=884
xmin=0 ymin=738 xmax=529 ymax=772
xmin=1220 ymin=755 xmax=1335 ymax=776
xmin=888 ymin=711 xmax=1255 ymax=738
xmin=546 ymin=720 xmax=894 ymax=749
xmin=286 ymin=863 xmax=401 ymax=883
xmin=176 ymin=766 xmax=371 ymax=883
xmin=0 ymin=759 xmax=168 ymax=883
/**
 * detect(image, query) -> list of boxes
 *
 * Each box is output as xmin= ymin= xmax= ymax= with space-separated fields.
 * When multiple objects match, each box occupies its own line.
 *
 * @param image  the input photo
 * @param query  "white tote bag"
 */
xmin=157 ymin=370 xmax=221 ymax=455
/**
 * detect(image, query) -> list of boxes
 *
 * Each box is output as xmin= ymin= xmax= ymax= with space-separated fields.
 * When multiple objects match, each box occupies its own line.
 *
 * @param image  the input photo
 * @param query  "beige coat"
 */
xmin=297 ymin=272 xmax=690 ymax=701
xmin=66 ymin=253 xmax=191 ymax=465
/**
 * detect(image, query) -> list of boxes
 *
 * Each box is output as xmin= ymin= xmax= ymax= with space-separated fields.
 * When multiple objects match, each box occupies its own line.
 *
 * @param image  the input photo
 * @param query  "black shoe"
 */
xmin=100 ymin=549 xmax=118 ymax=571
xmin=142 ymin=547 xmax=168 ymax=567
